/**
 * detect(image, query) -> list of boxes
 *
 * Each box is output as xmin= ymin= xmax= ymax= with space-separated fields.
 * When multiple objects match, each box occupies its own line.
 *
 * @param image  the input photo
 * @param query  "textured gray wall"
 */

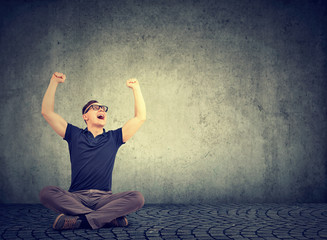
xmin=0 ymin=0 xmax=326 ymax=204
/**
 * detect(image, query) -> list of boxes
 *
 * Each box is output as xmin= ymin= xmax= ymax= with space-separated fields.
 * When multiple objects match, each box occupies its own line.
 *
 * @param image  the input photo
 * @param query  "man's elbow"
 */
xmin=41 ymin=109 xmax=52 ymax=119
xmin=41 ymin=108 xmax=48 ymax=117
xmin=136 ymin=116 xmax=146 ymax=123
xmin=140 ymin=115 xmax=146 ymax=122
xmin=41 ymin=110 xmax=47 ymax=117
xmin=135 ymin=112 xmax=146 ymax=121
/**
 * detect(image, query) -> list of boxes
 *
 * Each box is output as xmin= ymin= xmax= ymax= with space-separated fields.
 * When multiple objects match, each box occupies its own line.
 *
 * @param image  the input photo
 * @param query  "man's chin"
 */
xmin=95 ymin=121 xmax=106 ymax=127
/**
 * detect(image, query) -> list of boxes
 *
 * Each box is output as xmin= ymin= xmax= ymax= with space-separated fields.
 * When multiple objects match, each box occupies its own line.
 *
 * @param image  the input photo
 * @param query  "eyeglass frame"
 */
xmin=83 ymin=104 xmax=108 ymax=114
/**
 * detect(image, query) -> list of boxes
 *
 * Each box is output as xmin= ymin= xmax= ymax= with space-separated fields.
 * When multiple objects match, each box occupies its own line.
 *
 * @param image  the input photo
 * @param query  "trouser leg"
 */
xmin=39 ymin=186 xmax=93 ymax=216
xmin=86 ymin=191 xmax=145 ymax=229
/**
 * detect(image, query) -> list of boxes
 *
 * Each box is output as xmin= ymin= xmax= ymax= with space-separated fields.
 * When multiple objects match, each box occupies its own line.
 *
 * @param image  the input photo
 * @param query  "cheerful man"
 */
xmin=39 ymin=72 xmax=146 ymax=230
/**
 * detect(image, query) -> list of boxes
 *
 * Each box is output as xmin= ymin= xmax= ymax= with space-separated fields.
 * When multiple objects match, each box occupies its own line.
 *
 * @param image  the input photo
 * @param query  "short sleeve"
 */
xmin=111 ymin=128 xmax=125 ymax=147
xmin=64 ymin=123 xmax=81 ymax=143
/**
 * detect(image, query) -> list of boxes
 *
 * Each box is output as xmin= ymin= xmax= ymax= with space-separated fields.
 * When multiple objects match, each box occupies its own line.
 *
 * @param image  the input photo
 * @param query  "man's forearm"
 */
xmin=41 ymin=80 xmax=59 ymax=115
xmin=132 ymin=86 xmax=146 ymax=121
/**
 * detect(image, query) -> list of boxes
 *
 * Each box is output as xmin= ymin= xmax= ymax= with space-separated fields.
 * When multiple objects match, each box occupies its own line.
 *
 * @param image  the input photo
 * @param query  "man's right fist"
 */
xmin=51 ymin=72 xmax=66 ymax=83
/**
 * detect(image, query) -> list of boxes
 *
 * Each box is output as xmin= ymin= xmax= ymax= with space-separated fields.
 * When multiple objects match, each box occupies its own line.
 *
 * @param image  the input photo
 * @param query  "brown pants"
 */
xmin=39 ymin=186 xmax=144 ymax=229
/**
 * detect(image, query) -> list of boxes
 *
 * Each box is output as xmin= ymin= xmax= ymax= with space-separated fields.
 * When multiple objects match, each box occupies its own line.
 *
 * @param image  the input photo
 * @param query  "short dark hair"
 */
xmin=82 ymin=100 xmax=98 ymax=115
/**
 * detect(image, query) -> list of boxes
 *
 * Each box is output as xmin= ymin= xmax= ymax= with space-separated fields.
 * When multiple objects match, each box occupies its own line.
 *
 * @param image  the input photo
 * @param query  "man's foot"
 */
xmin=53 ymin=213 xmax=82 ymax=230
xmin=108 ymin=216 xmax=128 ymax=227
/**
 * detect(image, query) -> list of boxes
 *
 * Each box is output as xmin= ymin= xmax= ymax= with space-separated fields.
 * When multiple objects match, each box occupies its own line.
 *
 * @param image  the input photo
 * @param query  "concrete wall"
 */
xmin=0 ymin=0 xmax=326 ymax=204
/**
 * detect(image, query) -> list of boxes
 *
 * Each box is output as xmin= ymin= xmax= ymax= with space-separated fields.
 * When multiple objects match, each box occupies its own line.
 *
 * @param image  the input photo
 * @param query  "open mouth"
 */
xmin=97 ymin=114 xmax=105 ymax=120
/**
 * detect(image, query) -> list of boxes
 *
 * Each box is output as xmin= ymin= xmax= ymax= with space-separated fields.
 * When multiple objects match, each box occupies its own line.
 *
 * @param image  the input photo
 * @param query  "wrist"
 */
xmin=132 ymin=85 xmax=141 ymax=91
xmin=50 ymin=79 xmax=59 ymax=86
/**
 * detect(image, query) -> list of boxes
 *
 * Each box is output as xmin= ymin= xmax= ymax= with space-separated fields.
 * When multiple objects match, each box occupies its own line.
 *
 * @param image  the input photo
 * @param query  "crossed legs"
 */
xmin=39 ymin=186 xmax=144 ymax=229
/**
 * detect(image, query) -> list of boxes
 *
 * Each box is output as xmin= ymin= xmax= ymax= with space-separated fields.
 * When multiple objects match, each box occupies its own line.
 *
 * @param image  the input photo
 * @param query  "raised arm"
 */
xmin=122 ymin=79 xmax=146 ymax=143
xmin=41 ymin=72 xmax=68 ymax=138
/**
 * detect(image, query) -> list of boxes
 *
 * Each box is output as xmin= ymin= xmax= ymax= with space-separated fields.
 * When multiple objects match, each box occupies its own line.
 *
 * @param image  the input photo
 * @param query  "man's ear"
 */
xmin=83 ymin=114 xmax=88 ymax=121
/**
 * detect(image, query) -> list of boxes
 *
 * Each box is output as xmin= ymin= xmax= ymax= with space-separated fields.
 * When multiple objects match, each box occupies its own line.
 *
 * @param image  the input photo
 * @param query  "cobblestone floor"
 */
xmin=1 ymin=203 xmax=327 ymax=239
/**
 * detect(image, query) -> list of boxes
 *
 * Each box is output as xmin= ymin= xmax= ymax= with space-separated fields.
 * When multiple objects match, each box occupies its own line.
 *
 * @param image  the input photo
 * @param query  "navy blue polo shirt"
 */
xmin=64 ymin=123 xmax=125 ymax=192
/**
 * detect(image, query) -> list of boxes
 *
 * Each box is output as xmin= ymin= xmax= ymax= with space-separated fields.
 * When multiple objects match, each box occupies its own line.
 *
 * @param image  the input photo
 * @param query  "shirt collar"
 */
xmin=83 ymin=127 xmax=106 ymax=136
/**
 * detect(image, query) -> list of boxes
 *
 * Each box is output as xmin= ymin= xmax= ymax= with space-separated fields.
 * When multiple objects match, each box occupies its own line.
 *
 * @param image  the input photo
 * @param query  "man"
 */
xmin=39 ymin=72 xmax=146 ymax=230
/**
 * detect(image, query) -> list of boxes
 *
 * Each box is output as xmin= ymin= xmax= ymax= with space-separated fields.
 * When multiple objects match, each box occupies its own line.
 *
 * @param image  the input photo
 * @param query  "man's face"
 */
xmin=83 ymin=103 xmax=108 ymax=127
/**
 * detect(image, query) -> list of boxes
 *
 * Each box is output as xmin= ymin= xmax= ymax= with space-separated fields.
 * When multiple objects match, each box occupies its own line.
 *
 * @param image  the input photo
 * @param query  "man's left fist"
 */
xmin=126 ymin=78 xmax=140 ymax=89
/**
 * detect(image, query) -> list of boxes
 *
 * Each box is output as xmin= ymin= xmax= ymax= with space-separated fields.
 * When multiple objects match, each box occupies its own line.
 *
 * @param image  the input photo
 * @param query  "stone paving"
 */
xmin=1 ymin=203 xmax=327 ymax=239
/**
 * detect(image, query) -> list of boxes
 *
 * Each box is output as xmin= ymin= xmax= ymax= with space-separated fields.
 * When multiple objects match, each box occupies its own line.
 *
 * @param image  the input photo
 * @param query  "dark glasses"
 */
xmin=84 ymin=104 xmax=108 ymax=114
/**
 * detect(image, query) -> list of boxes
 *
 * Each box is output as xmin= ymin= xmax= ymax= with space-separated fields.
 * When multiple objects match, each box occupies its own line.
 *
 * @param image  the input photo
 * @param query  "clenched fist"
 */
xmin=126 ymin=78 xmax=140 ymax=89
xmin=51 ymin=72 xmax=66 ymax=83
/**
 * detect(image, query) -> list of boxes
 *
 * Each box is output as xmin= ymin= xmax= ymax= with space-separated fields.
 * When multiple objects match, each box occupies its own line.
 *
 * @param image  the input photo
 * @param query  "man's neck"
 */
xmin=87 ymin=125 xmax=104 ymax=138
